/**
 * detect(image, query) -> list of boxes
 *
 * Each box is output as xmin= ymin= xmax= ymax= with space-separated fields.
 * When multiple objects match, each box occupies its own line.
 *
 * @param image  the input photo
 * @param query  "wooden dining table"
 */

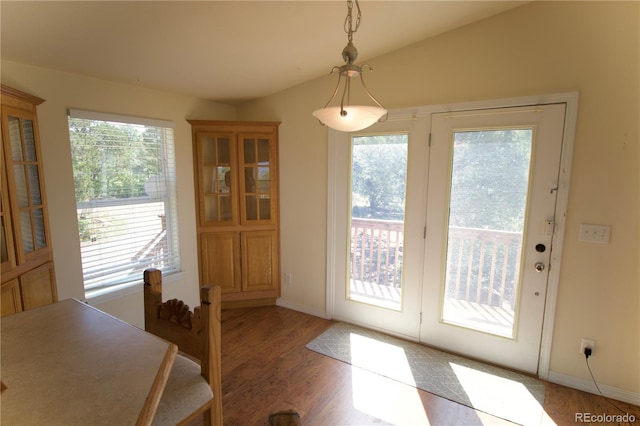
xmin=1 ymin=298 xmax=178 ymax=425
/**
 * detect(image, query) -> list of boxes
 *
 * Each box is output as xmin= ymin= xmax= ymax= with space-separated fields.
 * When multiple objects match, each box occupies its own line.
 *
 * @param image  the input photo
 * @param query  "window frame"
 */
xmin=67 ymin=109 xmax=181 ymax=301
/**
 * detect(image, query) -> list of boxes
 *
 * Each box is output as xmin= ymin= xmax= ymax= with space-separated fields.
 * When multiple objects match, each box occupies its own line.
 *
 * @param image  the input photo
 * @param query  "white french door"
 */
xmin=420 ymin=104 xmax=566 ymax=373
xmin=327 ymin=118 xmax=429 ymax=340
xmin=327 ymin=98 xmax=573 ymax=374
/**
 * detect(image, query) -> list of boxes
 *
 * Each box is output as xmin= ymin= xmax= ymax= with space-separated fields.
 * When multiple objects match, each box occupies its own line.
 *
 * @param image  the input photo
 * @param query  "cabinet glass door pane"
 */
xmin=202 ymin=137 xmax=216 ymax=164
xmin=34 ymin=208 xmax=46 ymax=249
xmin=218 ymin=166 xmax=231 ymax=193
xmin=6 ymin=112 xmax=47 ymax=256
xmin=258 ymin=166 xmax=270 ymax=193
xmin=13 ymin=165 xmax=28 ymax=207
xmin=20 ymin=210 xmax=34 ymax=252
xmin=204 ymin=196 xmax=219 ymax=222
xmin=258 ymin=166 xmax=270 ymax=220
xmin=1 ymin=216 xmax=8 ymax=263
xmin=245 ymin=196 xmax=257 ymax=220
xmin=242 ymin=137 xmax=271 ymax=222
xmin=202 ymin=167 xmax=214 ymax=193
xmin=244 ymin=168 xmax=256 ymax=193
xmin=243 ymin=139 xmax=256 ymax=163
xmin=219 ymin=195 xmax=232 ymax=221
xmin=259 ymin=197 xmax=271 ymax=220
xmin=22 ymin=119 xmax=37 ymax=161
xmin=0 ymin=190 xmax=6 ymax=263
xmin=258 ymin=139 xmax=270 ymax=163
xmin=8 ymin=117 xmax=23 ymax=161
xmin=201 ymin=136 xmax=234 ymax=223
xmin=218 ymin=139 xmax=230 ymax=164
xmin=28 ymin=165 xmax=41 ymax=204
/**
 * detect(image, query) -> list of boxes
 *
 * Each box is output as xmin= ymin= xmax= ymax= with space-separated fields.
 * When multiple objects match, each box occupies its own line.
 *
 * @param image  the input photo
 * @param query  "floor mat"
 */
xmin=306 ymin=322 xmax=545 ymax=425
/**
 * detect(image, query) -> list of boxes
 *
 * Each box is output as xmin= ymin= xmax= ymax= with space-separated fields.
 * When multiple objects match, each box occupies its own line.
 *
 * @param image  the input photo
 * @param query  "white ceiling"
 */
xmin=1 ymin=1 xmax=527 ymax=104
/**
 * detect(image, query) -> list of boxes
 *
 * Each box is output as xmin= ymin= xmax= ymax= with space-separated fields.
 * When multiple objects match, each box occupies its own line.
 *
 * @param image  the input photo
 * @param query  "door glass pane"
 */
xmin=442 ymin=129 xmax=533 ymax=337
xmin=349 ymin=134 xmax=408 ymax=310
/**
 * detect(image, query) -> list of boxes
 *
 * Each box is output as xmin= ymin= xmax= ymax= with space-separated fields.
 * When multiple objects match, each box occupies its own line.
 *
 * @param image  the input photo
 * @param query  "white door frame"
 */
xmin=326 ymin=92 xmax=579 ymax=379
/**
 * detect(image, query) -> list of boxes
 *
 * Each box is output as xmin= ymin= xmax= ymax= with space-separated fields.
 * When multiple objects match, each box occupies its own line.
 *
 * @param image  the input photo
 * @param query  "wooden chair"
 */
xmin=143 ymin=269 xmax=223 ymax=426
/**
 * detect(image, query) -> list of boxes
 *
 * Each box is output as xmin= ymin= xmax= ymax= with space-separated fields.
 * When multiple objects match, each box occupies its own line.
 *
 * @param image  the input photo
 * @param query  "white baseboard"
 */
xmin=275 ymin=298 xmax=331 ymax=320
xmin=547 ymin=371 xmax=640 ymax=406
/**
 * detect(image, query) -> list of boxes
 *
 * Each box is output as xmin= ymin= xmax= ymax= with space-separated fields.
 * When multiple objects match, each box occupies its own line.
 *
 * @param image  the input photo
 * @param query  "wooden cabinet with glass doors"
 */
xmin=189 ymin=120 xmax=280 ymax=307
xmin=1 ymin=85 xmax=57 ymax=317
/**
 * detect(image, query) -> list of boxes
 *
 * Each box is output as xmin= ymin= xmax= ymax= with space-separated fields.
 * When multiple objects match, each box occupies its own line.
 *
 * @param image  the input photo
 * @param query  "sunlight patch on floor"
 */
xmin=449 ymin=362 xmax=545 ymax=425
xmin=351 ymin=366 xmax=430 ymax=425
xmin=308 ymin=323 xmax=546 ymax=425
xmin=349 ymin=332 xmax=429 ymax=424
xmin=349 ymin=332 xmax=416 ymax=386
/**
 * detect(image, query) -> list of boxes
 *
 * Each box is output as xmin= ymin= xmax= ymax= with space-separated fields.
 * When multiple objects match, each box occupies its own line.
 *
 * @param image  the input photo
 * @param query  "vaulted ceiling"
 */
xmin=1 ymin=1 xmax=527 ymax=104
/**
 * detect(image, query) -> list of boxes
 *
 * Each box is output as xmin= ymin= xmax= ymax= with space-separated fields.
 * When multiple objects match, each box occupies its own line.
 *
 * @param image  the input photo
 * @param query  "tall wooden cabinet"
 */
xmin=1 ymin=85 xmax=57 ymax=317
xmin=189 ymin=120 xmax=280 ymax=307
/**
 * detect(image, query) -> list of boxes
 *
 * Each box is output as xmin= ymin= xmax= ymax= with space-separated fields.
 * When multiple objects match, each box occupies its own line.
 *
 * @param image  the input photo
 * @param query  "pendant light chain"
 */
xmin=344 ymin=0 xmax=361 ymax=43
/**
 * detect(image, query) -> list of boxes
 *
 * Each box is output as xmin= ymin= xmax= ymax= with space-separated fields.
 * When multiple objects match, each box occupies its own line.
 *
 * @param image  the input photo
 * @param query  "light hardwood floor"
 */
xmin=220 ymin=306 xmax=640 ymax=425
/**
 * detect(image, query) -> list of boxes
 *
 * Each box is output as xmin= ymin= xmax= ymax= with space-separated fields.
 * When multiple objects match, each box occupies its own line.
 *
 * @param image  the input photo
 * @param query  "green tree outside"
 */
xmin=449 ymin=129 xmax=532 ymax=232
xmin=68 ymin=119 xmax=163 ymax=202
xmin=351 ymin=134 xmax=408 ymax=221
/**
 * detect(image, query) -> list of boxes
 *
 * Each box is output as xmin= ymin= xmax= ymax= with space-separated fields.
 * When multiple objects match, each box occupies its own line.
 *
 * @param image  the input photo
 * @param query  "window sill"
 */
xmin=84 ymin=271 xmax=184 ymax=305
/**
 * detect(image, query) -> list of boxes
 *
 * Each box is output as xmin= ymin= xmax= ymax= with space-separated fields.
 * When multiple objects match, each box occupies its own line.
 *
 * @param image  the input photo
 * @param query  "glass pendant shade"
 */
xmin=313 ymin=0 xmax=386 ymax=133
xmin=312 ymin=105 xmax=387 ymax=132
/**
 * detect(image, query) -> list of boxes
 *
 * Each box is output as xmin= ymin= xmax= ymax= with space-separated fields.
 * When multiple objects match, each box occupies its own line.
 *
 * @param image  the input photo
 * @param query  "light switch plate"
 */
xmin=579 ymin=223 xmax=611 ymax=243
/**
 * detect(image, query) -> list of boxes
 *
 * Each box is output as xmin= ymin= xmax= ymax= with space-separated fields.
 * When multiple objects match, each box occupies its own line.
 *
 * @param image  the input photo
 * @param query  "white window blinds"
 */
xmin=67 ymin=109 xmax=181 ymax=298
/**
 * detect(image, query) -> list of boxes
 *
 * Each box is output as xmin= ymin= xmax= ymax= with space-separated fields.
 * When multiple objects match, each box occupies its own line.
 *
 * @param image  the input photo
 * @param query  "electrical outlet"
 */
xmin=580 ymin=338 xmax=595 ymax=355
xmin=284 ymin=272 xmax=293 ymax=286
xmin=578 ymin=224 xmax=611 ymax=243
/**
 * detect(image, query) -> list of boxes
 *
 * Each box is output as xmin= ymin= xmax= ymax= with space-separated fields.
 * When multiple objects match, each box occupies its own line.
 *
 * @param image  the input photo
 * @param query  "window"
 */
xmin=67 ymin=109 xmax=180 ymax=298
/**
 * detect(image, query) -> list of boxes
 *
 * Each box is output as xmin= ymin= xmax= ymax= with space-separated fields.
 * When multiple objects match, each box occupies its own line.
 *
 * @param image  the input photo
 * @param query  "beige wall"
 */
xmin=1 ymin=0 xmax=637 ymax=398
xmin=238 ymin=1 xmax=639 ymax=395
xmin=1 ymin=62 xmax=236 ymax=325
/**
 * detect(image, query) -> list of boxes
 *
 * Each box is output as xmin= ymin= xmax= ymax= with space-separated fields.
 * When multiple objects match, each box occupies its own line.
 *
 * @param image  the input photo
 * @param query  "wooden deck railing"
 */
xmin=351 ymin=219 xmax=404 ymax=288
xmin=350 ymin=218 xmax=404 ymax=288
xmin=445 ymin=227 xmax=521 ymax=310
xmin=350 ymin=220 xmax=521 ymax=309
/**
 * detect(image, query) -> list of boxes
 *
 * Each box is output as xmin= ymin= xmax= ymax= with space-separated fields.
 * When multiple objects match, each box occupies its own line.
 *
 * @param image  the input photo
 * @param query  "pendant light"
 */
xmin=312 ymin=0 xmax=387 ymax=132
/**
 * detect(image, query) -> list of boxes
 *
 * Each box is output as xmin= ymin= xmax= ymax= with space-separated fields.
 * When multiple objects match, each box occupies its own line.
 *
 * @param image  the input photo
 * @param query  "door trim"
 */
xmin=325 ymin=128 xmax=341 ymax=322
xmin=326 ymin=92 xmax=579 ymax=379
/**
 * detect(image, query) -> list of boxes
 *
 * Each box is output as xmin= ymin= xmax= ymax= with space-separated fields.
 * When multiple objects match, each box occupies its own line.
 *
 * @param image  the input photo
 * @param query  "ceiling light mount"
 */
xmin=313 ymin=0 xmax=387 ymax=132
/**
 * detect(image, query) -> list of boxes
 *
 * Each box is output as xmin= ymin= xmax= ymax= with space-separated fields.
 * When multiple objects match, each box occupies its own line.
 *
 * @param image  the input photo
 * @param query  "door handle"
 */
xmin=534 ymin=262 xmax=545 ymax=272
